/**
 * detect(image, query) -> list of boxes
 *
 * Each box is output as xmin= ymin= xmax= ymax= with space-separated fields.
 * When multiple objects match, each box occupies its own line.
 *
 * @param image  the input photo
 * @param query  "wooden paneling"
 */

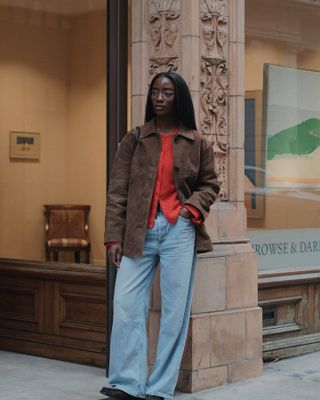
xmin=2 ymin=260 xmax=320 ymax=365
xmin=315 ymin=285 xmax=320 ymax=331
xmin=0 ymin=259 xmax=107 ymax=367
xmin=0 ymin=287 xmax=36 ymax=317
xmin=259 ymin=267 xmax=320 ymax=360
xmin=58 ymin=283 xmax=106 ymax=342
xmin=260 ymin=295 xmax=303 ymax=337
xmin=0 ymin=276 xmax=44 ymax=332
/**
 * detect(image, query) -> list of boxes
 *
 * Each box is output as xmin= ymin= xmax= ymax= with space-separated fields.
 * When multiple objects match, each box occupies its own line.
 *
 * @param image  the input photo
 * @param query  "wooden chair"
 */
xmin=43 ymin=204 xmax=91 ymax=263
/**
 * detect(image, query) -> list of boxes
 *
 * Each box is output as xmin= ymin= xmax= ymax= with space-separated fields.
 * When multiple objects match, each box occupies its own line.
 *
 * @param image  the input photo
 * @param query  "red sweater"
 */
xmin=147 ymin=130 xmax=201 ymax=227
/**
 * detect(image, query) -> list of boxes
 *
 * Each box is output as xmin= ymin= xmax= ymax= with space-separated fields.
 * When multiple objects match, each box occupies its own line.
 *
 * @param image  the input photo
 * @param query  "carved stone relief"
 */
xmin=200 ymin=0 xmax=229 ymax=200
xmin=148 ymin=0 xmax=180 ymax=77
xmin=146 ymin=0 xmax=229 ymax=198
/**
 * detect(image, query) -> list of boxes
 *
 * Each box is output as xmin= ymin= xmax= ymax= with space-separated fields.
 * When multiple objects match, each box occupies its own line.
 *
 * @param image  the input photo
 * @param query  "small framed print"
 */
xmin=10 ymin=131 xmax=40 ymax=160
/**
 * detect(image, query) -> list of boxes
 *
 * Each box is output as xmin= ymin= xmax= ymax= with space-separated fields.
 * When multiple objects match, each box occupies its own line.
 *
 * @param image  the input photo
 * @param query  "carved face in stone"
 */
xmin=150 ymin=76 xmax=176 ymax=118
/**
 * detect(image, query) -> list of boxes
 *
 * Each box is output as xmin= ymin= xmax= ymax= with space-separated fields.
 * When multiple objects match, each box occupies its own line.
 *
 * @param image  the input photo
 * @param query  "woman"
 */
xmin=101 ymin=72 xmax=220 ymax=400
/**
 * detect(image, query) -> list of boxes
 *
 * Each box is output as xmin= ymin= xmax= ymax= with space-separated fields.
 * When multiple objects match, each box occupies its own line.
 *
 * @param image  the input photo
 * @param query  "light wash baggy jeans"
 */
xmin=107 ymin=211 xmax=197 ymax=399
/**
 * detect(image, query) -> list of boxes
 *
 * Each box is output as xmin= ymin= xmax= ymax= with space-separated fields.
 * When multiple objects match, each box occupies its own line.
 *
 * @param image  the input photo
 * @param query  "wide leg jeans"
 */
xmin=107 ymin=211 xmax=197 ymax=399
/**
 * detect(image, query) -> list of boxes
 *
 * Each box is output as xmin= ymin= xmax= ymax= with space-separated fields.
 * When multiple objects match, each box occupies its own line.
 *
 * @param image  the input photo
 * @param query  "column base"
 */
xmin=177 ymin=358 xmax=263 ymax=393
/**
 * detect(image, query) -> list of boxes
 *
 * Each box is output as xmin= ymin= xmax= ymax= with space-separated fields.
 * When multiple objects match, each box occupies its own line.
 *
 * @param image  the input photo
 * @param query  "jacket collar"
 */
xmin=140 ymin=119 xmax=195 ymax=140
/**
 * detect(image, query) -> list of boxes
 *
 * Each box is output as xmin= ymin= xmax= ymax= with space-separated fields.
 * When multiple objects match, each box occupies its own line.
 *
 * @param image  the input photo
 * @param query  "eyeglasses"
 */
xmin=150 ymin=88 xmax=175 ymax=98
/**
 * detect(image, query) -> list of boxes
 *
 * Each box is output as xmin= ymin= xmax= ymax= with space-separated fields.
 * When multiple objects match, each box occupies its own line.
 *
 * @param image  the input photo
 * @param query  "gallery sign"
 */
xmin=248 ymin=228 xmax=320 ymax=270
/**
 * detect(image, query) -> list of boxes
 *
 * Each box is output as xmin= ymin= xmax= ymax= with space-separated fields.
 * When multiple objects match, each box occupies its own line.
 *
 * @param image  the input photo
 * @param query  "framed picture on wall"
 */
xmin=9 ymin=131 xmax=40 ymax=160
xmin=263 ymin=64 xmax=320 ymax=189
xmin=245 ymin=90 xmax=265 ymax=219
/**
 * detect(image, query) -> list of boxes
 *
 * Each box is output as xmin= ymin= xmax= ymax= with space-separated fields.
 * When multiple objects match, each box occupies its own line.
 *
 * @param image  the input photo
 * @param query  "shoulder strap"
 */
xmin=134 ymin=126 xmax=140 ymax=142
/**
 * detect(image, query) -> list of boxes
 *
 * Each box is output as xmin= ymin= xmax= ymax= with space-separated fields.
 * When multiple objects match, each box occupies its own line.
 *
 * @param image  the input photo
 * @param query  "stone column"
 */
xmin=131 ymin=0 xmax=262 ymax=392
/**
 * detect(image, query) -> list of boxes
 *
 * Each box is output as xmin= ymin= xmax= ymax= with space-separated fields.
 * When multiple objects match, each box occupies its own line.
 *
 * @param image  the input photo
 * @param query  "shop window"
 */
xmin=0 ymin=1 xmax=106 ymax=265
xmin=245 ymin=0 xmax=320 ymax=271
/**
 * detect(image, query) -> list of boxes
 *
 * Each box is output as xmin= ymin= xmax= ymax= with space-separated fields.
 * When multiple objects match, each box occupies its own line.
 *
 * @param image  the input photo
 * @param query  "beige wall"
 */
xmin=246 ymin=0 xmax=320 ymax=89
xmin=0 ymin=8 xmax=106 ymax=263
xmin=0 ymin=10 xmax=69 ymax=260
xmin=66 ymin=12 xmax=106 ymax=263
xmin=245 ymin=0 xmax=320 ymax=230
xmin=245 ymin=38 xmax=293 ymax=91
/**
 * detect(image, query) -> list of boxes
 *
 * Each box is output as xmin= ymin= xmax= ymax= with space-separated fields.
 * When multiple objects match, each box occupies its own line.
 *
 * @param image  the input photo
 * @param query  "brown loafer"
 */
xmin=100 ymin=387 xmax=143 ymax=400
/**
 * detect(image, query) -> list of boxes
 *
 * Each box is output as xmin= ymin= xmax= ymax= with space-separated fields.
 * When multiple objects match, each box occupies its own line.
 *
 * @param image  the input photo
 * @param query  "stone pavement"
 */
xmin=0 ymin=350 xmax=320 ymax=400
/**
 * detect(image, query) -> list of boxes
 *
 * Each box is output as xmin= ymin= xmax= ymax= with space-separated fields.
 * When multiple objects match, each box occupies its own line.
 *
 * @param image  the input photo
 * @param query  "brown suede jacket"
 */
xmin=104 ymin=119 xmax=220 ymax=258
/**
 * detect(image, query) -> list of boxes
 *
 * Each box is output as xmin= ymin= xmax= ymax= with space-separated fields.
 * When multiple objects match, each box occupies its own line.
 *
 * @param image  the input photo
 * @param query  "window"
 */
xmin=245 ymin=0 xmax=320 ymax=270
xmin=0 ymin=0 xmax=106 ymax=265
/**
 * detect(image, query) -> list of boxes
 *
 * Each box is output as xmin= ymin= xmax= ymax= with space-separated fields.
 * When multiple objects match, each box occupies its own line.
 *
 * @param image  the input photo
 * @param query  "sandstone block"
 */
xmin=228 ymin=358 xmax=263 ymax=383
xmin=131 ymin=42 xmax=148 ymax=95
xmin=211 ymin=311 xmax=245 ymax=366
xmin=177 ymin=365 xmax=227 ymax=393
xmin=246 ymin=307 xmax=262 ymax=359
xmin=181 ymin=316 xmax=211 ymax=370
xmin=229 ymin=95 xmax=245 ymax=149
xmin=228 ymin=148 xmax=244 ymax=202
xmin=218 ymin=202 xmax=246 ymax=240
xmin=191 ymin=256 xmax=226 ymax=314
xmin=229 ymin=0 xmax=245 ymax=43
xmin=226 ymin=251 xmax=258 ymax=310
xmin=181 ymin=0 xmax=200 ymax=37
xmin=229 ymin=41 xmax=245 ymax=96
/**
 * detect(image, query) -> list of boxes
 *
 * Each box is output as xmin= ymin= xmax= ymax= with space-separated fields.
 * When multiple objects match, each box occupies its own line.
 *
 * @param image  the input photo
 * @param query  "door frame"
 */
xmin=106 ymin=0 xmax=128 ymax=374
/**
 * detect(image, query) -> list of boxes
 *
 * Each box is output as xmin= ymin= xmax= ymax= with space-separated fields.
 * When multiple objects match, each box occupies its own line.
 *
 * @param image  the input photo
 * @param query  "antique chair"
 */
xmin=43 ymin=204 xmax=91 ymax=263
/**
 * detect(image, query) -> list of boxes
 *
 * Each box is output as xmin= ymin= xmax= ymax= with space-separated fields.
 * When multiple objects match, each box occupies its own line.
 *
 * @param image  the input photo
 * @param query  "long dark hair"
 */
xmin=145 ymin=72 xmax=197 ymax=130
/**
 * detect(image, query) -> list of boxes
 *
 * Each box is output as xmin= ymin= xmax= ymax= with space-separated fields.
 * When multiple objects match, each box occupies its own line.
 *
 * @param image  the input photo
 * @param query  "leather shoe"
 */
xmin=100 ymin=387 xmax=142 ymax=400
xmin=146 ymin=396 xmax=164 ymax=400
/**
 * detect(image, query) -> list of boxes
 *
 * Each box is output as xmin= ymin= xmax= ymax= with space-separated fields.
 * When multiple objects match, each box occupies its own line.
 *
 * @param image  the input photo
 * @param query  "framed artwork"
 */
xmin=263 ymin=64 xmax=320 ymax=188
xmin=245 ymin=90 xmax=265 ymax=219
xmin=9 ymin=131 xmax=41 ymax=160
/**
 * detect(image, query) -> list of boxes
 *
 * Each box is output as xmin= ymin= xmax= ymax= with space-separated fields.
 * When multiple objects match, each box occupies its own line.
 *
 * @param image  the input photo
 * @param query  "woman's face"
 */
xmin=150 ymin=76 xmax=176 ymax=118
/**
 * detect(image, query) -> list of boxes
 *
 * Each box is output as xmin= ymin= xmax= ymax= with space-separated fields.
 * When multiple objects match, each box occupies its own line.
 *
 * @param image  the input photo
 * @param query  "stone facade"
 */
xmin=131 ymin=0 xmax=262 ymax=392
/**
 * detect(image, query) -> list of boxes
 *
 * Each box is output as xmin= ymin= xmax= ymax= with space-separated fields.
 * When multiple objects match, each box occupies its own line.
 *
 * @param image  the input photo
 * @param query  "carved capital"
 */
xmin=200 ymin=0 xmax=228 ymax=59
xmin=148 ymin=0 xmax=180 ymax=77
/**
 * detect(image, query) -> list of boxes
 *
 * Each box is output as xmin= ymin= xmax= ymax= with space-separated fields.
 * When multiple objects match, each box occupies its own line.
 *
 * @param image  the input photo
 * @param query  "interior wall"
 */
xmin=245 ymin=0 xmax=320 ymax=230
xmin=245 ymin=39 xmax=294 ymax=91
xmin=0 ymin=7 xmax=106 ymax=263
xmin=246 ymin=0 xmax=320 ymax=89
xmin=66 ymin=11 xmax=106 ymax=264
xmin=0 ymin=9 xmax=69 ymax=260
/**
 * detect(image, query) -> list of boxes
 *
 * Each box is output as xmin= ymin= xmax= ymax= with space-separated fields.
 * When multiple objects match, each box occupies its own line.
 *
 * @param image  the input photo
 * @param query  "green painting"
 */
xmin=267 ymin=118 xmax=320 ymax=161
xmin=264 ymin=64 xmax=320 ymax=188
